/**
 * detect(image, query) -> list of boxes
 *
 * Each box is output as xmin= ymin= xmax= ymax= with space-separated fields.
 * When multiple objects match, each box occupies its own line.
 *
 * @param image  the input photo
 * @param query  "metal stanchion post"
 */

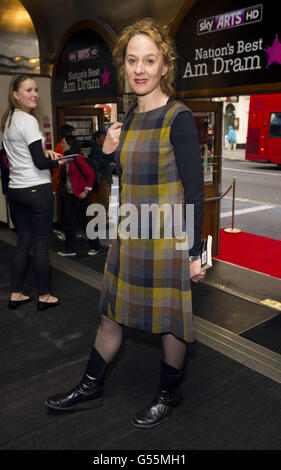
xmin=224 ymin=176 xmax=241 ymax=233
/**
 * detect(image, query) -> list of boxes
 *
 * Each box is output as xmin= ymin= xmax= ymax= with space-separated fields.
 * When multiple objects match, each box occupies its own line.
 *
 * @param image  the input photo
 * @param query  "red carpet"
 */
xmin=214 ymin=228 xmax=281 ymax=279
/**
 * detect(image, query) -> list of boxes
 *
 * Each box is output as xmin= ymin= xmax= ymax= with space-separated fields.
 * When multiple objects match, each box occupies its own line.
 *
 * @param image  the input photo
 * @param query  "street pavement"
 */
xmin=220 ymin=150 xmax=281 ymax=240
xmin=222 ymin=148 xmax=245 ymax=161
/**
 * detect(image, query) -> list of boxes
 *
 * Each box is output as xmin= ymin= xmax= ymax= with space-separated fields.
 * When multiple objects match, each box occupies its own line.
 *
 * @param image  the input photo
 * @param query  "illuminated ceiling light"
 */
xmin=29 ymin=58 xmax=40 ymax=64
xmin=14 ymin=56 xmax=22 ymax=61
xmin=32 ymin=65 xmax=40 ymax=72
xmin=2 ymin=9 xmax=34 ymax=34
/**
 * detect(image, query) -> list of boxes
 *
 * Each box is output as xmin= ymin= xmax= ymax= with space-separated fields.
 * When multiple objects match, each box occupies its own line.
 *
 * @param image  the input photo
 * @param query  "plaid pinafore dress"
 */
xmin=99 ymin=100 xmax=193 ymax=342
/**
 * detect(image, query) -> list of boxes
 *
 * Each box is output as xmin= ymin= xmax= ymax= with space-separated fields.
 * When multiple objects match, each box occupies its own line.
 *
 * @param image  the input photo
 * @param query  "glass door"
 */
xmin=181 ymin=101 xmax=222 ymax=255
xmin=56 ymin=107 xmax=104 ymax=156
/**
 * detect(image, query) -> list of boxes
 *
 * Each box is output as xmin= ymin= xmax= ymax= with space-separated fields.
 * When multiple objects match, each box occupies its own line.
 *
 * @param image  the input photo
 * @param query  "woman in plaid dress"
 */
xmin=46 ymin=18 xmax=205 ymax=428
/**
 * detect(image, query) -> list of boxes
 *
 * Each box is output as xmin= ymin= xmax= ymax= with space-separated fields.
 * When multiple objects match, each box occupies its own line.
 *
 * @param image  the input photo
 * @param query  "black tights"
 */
xmin=8 ymin=183 xmax=54 ymax=296
xmin=94 ymin=315 xmax=187 ymax=370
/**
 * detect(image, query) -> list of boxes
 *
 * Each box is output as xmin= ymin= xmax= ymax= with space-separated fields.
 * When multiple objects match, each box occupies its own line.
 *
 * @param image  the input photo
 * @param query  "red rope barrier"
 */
xmin=221 ymin=184 xmax=233 ymax=198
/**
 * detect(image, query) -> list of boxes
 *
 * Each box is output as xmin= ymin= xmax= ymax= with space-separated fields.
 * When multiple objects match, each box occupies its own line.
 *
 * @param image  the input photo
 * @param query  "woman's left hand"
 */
xmin=102 ymin=122 xmax=123 ymax=154
xmin=45 ymin=150 xmax=62 ymax=160
xmin=78 ymin=190 xmax=88 ymax=199
xmin=189 ymin=258 xmax=206 ymax=283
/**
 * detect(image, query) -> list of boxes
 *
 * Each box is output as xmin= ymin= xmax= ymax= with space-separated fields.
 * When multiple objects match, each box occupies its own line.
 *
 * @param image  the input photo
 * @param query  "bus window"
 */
xmin=269 ymin=112 xmax=281 ymax=138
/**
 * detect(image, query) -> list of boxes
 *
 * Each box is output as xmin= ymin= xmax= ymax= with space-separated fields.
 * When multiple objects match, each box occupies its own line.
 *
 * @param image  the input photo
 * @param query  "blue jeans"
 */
xmin=8 ymin=183 xmax=54 ymax=295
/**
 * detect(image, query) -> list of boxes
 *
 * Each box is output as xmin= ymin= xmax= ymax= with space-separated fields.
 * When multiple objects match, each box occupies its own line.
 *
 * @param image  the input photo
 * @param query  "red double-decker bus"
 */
xmin=245 ymin=94 xmax=281 ymax=167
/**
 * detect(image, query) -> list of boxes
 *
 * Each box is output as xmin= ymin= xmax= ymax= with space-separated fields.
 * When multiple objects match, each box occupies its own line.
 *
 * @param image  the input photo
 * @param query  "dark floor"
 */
xmin=1 ymin=232 xmax=281 ymax=453
xmin=241 ymin=315 xmax=281 ymax=354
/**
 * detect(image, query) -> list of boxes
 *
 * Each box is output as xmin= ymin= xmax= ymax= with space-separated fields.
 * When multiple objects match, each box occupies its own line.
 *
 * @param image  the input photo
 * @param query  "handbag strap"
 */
xmin=73 ymin=156 xmax=87 ymax=180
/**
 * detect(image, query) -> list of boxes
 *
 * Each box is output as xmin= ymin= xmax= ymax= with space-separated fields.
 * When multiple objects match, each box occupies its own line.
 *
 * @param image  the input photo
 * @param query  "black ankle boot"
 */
xmin=130 ymin=361 xmax=184 ymax=429
xmin=45 ymin=348 xmax=108 ymax=411
xmin=45 ymin=373 xmax=104 ymax=410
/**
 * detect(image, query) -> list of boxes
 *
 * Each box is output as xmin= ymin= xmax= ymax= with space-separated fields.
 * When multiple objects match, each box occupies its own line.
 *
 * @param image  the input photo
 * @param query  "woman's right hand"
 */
xmin=45 ymin=150 xmax=61 ymax=160
xmin=102 ymin=122 xmax=123 ymax=154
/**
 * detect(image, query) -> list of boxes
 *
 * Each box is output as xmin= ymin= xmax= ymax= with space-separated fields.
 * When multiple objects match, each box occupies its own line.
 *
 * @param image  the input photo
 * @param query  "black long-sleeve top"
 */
xmin=170 ymin=111 xmax=204 ymax=256
xmin=28 ymin=140 xmax=59 ymax=170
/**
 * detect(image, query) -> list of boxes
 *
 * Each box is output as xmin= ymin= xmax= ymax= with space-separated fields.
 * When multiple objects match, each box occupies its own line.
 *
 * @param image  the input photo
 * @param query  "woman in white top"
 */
xmin=1 ymin=74 xmax=67 ymax=311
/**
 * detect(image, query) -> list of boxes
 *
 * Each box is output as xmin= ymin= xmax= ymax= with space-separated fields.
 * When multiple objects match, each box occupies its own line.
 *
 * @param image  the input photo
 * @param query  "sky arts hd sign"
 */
xmin=54 ymin=29 xmax=117 ymax=103
xmin=175 ymin=1 xmax=281 ymax=94
xmin=197 ymin=4 xmax=263 ymax=35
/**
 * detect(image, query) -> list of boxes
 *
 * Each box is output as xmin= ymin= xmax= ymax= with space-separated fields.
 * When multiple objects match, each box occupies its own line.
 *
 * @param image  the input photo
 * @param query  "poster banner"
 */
xmin=54 ymin=29 xmax=117 ymax=102
xmin=175 ymin=1 xmax=281 ymax=93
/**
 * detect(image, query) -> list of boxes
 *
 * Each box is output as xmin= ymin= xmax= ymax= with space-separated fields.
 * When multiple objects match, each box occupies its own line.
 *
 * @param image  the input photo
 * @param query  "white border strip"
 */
xmin=221 ymin=204 xmax=274 ymax=218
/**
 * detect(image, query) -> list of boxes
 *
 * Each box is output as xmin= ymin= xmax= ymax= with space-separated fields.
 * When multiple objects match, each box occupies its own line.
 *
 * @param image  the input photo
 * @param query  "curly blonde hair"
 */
xmin=112 ymin=18 xmax=177 ymax=96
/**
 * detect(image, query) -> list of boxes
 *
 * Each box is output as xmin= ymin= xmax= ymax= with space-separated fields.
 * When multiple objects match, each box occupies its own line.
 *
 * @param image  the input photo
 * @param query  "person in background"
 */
xmin=88 ymin=131 xmax=115 ymax=229
xmin=57 ymin=135 xmax=100 ymax=257
xmin=1 ymin=74 xmax=69 ymax=311
xmin=45 ymin=18 xmax=205 ymax=428
xmin=54 ymin=124 xmax=76 ymax=158
xmin=52 ymin=124 xmax=76 ymax=241
xmin=228 ymin=125 xmax=237 ymax=150
xmin=0 ymin=144 xmax=17 ymax=228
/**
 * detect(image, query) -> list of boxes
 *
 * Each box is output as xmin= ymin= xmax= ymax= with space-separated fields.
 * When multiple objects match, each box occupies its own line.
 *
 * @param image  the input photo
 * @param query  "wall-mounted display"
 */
xmin=54 ymin=29 xmax=117 ymax=103
xmin=174 ymin=2 xmax=281 ymax=96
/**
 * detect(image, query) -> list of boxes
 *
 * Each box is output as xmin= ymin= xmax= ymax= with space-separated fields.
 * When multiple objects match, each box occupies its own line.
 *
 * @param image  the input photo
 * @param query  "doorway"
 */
xmin=56 ymin=106 xmax=104 ymax=155
xmin=181 ymin=100 xmax=222 ymax=255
